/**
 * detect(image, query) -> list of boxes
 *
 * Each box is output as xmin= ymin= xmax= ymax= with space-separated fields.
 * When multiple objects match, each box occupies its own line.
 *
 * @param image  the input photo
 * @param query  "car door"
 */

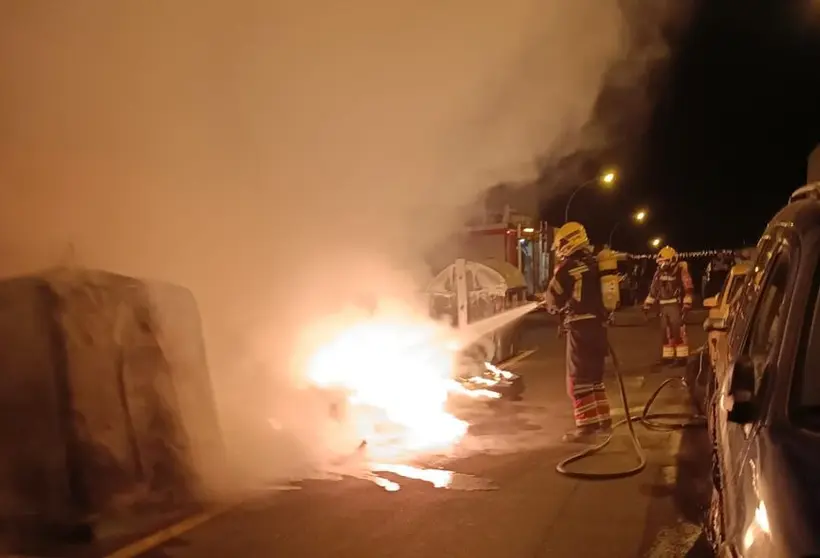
xmin=721 ymin=238 xmax=796 ymax=553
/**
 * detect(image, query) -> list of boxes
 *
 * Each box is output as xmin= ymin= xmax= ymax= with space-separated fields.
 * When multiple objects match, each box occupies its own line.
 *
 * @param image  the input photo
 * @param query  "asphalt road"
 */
xmin=125 ymin=309 xmax=716 ymax=558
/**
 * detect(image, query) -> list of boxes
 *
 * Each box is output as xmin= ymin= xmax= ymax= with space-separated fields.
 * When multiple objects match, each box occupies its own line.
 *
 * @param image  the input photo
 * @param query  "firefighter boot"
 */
xmin=661 ymin=344 xmax=676 ymax=366
xmin=596 ymin=419 xmax=613 ymax=437
xmin=593 ymin=384 xmax=613 ymax=435
xmin=562 ymin=426 xmax=602 ymax=444
xmin=674 ymin=343 xmax=690 ymax=367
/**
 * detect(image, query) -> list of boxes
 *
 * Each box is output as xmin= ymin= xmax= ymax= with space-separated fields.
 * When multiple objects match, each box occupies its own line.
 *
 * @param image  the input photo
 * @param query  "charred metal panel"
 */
xmin=0 ymin=269 xmax=222 ymax=541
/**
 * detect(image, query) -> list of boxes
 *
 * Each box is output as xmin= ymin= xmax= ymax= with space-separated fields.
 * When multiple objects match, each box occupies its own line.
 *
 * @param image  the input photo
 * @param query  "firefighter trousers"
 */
xmin=659 ymin=302 xmax=689 ymax=359
xmin=565 ymin=319 xmax=611 ymax=430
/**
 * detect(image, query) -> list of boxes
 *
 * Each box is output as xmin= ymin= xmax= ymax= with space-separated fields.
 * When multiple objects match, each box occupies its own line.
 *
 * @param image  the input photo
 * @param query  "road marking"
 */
xmin=499 ymin=348 xmax=537 ymax=369
xmin=104 ymin=504 xmax=233 ymax=558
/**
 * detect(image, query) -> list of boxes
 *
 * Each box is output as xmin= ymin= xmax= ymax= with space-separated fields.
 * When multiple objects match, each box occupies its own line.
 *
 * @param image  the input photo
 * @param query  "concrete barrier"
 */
xmin=0 ymin=268 xmax=223 ymax=543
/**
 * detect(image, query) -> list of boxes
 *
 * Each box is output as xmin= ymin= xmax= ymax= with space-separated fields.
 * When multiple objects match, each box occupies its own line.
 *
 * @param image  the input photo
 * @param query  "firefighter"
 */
xmin=545 ymin=222 xmax=612 ymax=443
xmin=643 ymin=246 xmax=694 ymax=365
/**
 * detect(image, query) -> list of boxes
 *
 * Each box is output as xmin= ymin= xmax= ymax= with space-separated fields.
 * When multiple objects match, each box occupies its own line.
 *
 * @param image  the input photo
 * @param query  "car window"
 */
xmin=729 ymin=236 xmax=781 ymax=344
xmin=717 ymin=272 xmax=733 ymax=305
xmin=727 ymin=274 xmax=746 ymax=305
xmin=791 ymin=252 xmax=820 ymax=425
xmin=718 ymin=273 xmax=742 ymax=309
xmin=742 ymin=247 xmax=791 ymax=391
xmin=752 ymin=234 xmax=778 ymax=290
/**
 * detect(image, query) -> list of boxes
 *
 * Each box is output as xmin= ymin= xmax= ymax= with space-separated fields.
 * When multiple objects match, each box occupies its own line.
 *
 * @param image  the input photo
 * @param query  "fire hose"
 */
xmin=555 ymin=314 xmax=708 ymax=480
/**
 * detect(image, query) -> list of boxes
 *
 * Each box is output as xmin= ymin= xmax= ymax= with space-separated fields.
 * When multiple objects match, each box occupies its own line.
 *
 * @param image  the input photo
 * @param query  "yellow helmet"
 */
xmin=656 ymin=245 xmax=678 ymax=268
xmin=553 ymin=221 xmax=590 ymax=260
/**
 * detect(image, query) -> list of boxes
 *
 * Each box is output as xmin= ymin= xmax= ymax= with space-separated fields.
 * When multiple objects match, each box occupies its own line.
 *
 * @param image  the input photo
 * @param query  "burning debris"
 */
xmin=452 ymin=361 xmax=525 ymax=401
xmin=293 ymin=300 xmax=525 ymax=463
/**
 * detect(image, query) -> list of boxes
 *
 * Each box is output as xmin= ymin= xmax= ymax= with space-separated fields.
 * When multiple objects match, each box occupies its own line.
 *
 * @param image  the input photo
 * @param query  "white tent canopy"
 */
xmin=426 ymin=258 xmax=526 ymax=296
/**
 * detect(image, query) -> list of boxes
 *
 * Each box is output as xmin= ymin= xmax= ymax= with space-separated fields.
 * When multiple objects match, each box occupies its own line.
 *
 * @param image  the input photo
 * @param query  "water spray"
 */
xmin=455 ymin=301 xmax=543 ymax=347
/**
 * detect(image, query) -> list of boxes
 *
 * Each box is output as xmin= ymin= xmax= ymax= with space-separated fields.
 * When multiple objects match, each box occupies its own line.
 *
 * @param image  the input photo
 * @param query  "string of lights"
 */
xmin=626 ymin=249 xmax=737 ymax=260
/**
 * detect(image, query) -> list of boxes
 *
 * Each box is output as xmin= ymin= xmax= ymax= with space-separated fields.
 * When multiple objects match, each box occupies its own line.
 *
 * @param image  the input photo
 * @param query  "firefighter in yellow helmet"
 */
xmin=545 ymin=222 xmax=613 ymax=443
xmin=643 ymin=245 xmax=694 ymax=365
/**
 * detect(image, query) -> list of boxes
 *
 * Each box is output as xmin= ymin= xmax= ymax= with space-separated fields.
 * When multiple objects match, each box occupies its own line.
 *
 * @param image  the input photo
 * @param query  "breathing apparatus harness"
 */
xmin=554 ymin=314 xmax=707 ymax=480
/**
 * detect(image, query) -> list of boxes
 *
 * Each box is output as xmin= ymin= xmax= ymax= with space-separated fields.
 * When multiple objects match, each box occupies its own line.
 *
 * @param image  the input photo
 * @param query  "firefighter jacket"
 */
xmin=545 ymin=250 xmax=608 ymax=325
xmin=644 ymin=262 xmax=694 ymax=308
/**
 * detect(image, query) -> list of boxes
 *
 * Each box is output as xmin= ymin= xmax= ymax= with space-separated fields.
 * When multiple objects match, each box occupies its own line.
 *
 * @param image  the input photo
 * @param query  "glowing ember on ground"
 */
xmin=297 ymin=301 xmax=510 ymax=461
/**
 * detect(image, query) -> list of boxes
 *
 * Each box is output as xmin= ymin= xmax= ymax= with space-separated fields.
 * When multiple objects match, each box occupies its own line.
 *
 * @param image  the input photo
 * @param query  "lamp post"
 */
xmin=607 ymin=208 xmax=647 ymax=247
xmin=563 ymin=169 xmax=617 ymax=222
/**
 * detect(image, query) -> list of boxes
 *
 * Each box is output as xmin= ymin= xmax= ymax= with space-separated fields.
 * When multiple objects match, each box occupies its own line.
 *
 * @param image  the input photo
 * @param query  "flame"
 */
xmin=296 ymin=300 xmax=517 ymax=462
xmin=300 ymin=303 xmax=469 ymax=460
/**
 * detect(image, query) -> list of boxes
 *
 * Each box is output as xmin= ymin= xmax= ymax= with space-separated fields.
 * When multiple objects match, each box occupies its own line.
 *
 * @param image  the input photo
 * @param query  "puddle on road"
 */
xmin=355 ymin=463 xmax=498 ymax=492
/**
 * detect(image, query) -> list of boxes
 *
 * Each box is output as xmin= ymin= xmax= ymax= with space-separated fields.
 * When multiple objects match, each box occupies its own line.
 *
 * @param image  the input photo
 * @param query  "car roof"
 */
xmin=768 ymin=182 xmax=820 ymax=238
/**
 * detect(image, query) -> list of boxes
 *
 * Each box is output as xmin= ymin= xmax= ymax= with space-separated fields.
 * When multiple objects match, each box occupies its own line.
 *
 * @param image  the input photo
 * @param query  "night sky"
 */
xmin=542 ymin=0 xmax=820 ymax=255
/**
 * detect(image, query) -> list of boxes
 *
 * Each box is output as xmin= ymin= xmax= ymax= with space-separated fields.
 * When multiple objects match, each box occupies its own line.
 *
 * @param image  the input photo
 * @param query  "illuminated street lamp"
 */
xmin=607 ymin=208 xmax=648 ymax=247
xmin=564 ymin=168 xmax=618 ymax=222
xmin=650 ymin=236 xmax=663 ymax=249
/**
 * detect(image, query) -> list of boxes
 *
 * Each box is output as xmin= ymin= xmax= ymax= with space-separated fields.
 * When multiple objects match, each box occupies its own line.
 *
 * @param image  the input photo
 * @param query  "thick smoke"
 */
xmin=0 ymin=1 xmax=659 ymax=492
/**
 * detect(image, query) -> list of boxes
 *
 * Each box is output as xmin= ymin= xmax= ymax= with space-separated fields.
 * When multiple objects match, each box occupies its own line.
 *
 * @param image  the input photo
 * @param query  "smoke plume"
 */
xmin=0 ymin=1 xmax=666 ymax=492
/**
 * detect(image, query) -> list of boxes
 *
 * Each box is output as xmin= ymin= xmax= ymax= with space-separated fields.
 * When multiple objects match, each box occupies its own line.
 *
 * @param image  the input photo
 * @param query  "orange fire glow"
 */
xmin=298 ymin=301 xmax=501 ymax=461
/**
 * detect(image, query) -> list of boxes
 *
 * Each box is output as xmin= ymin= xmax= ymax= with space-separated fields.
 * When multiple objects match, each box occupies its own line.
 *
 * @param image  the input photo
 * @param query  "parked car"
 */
xmin=704 ymin=181 xmax=820 ymax=557
xmin=703 ymin=261 xmax=752 ymax=370
xmin=686 ymin=262 xmax=752 ymax=416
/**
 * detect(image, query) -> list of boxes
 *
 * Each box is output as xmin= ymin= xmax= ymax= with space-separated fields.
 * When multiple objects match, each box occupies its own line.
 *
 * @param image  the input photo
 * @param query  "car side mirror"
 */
xmin=724 ymin=355 xmax=756 ymax=424
xmin=703 ymin=296 xmax=718 ymax=308
xmin=703 ymin=317 xmax=727 ymax=333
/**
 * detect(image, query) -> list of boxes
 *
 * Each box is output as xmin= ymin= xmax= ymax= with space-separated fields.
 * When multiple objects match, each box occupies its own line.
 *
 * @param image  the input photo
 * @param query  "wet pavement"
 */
xmin=57 ymin=308 xmax=718 ymax=558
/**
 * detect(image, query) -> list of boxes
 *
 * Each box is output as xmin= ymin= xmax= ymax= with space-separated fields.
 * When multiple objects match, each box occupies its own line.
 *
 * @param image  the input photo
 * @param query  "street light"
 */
xmin=650 ymin=237 xmax=663 ymax=249
xmin=564 ymin=168 xmax=618 ymax=222
xmin=607 ymin=208 xmax=648 ymax=247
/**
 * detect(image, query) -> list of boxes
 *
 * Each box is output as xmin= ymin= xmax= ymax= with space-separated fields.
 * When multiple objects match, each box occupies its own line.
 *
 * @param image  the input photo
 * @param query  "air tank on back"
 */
xmin=597 ymin=246 xmax=621 ymax=312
